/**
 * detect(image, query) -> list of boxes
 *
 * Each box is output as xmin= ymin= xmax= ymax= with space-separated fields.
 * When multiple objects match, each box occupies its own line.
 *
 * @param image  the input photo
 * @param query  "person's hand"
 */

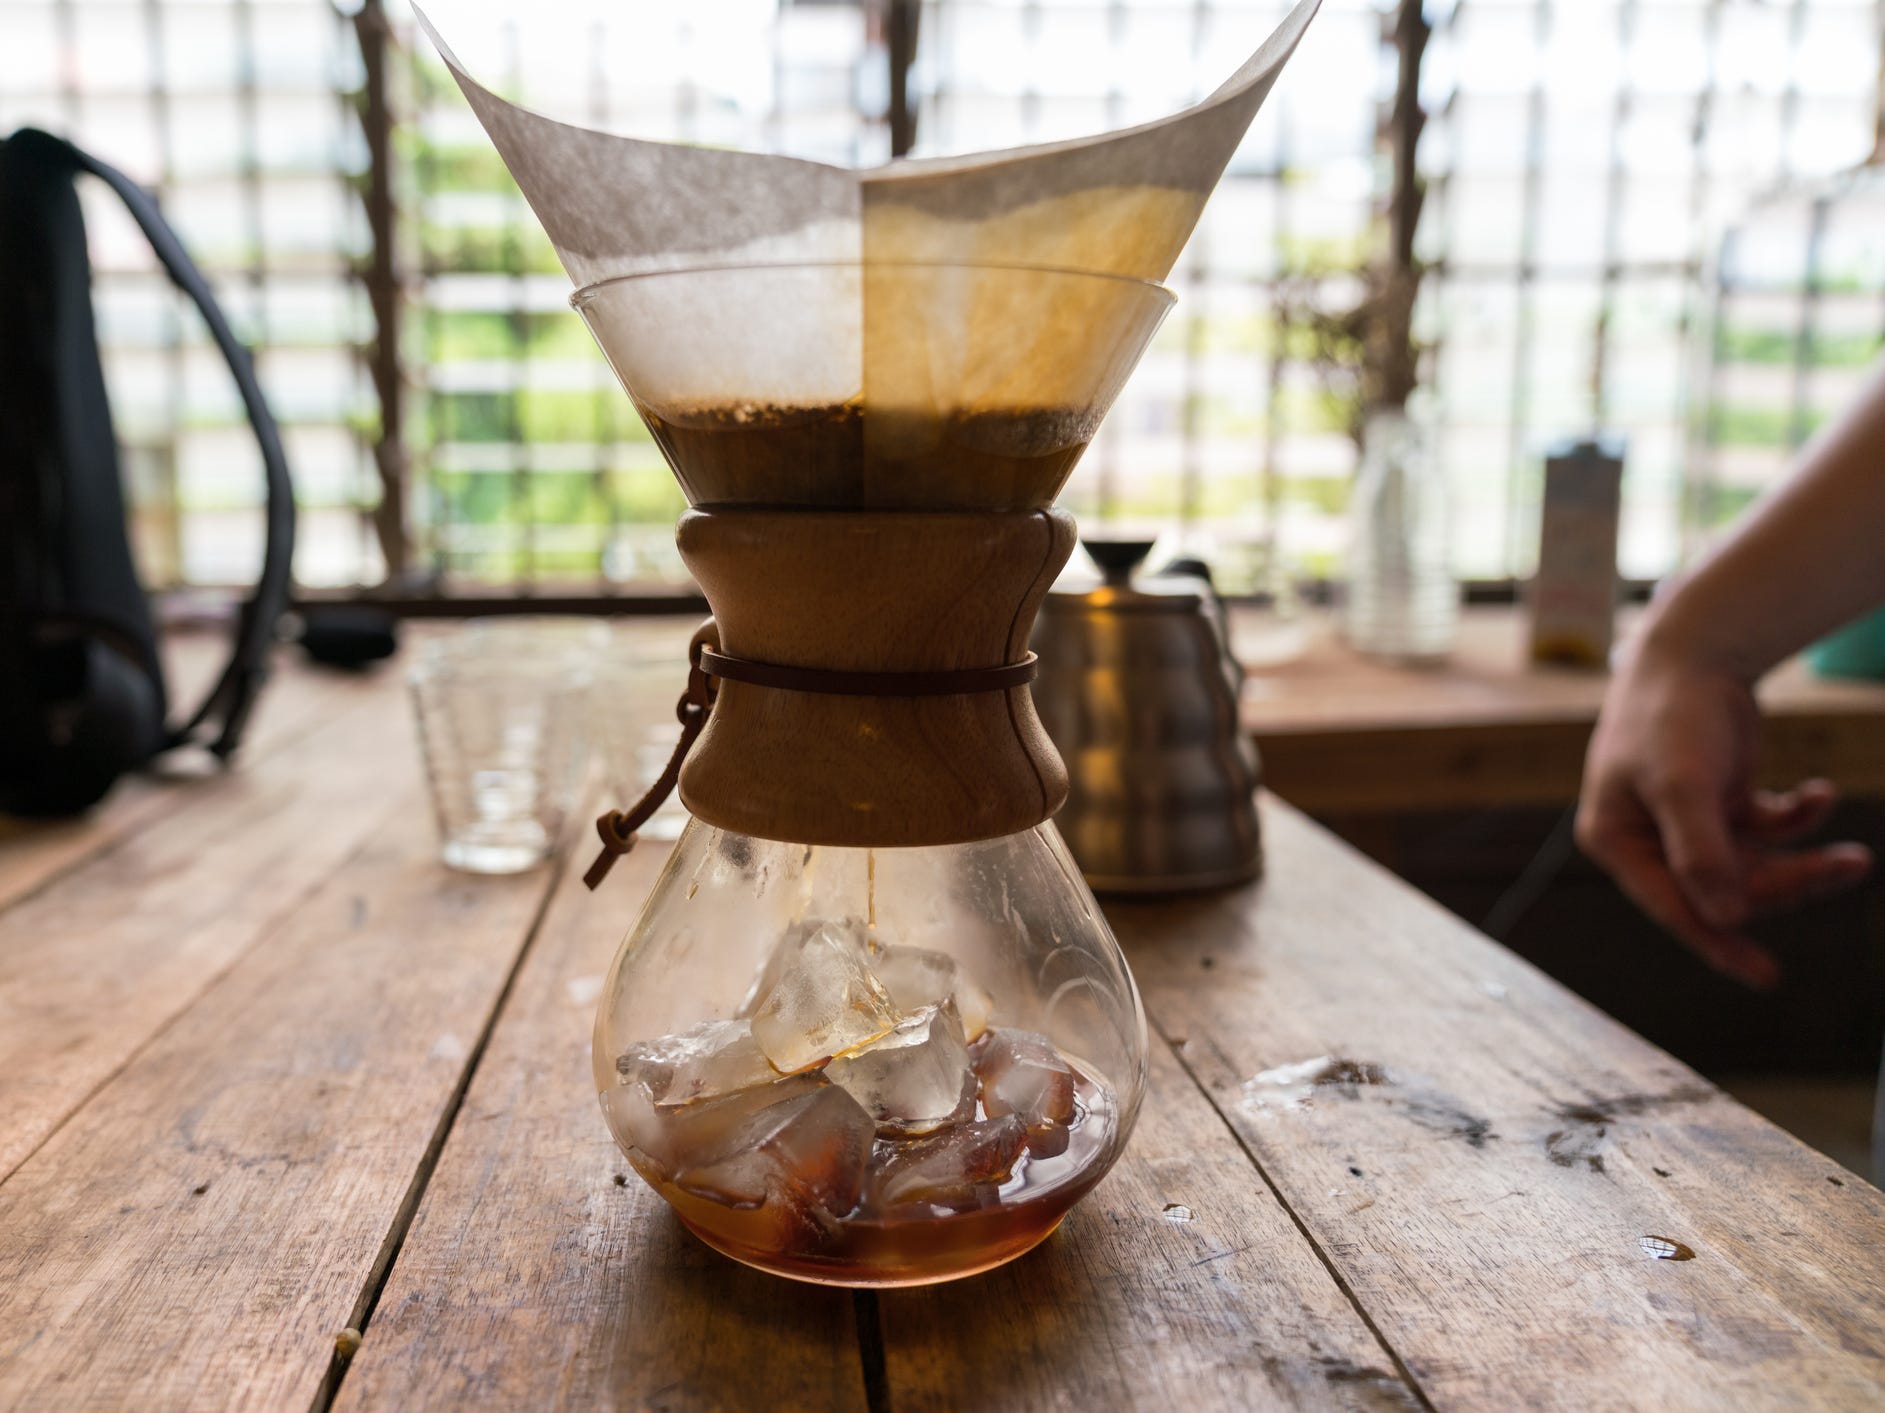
xmin=1575 ymin=632 xmax=1873 ymax=988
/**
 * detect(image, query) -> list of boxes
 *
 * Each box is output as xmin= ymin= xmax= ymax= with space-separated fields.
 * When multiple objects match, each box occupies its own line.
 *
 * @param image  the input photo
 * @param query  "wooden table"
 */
xmin=3 ymin=635 xmax=1883 ymax=1411
xmin=1243 ymin=607 xmax=1885 ymax=815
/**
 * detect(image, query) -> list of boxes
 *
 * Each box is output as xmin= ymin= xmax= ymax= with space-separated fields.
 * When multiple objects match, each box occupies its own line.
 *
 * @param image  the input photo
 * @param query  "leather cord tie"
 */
xmin=697 ymin=647 xmax=1037 ymax=697
xmin=583 ymin=639 xmax=715 ymax=891
xmin=583 ymin=629 xmax=1039 ymax=891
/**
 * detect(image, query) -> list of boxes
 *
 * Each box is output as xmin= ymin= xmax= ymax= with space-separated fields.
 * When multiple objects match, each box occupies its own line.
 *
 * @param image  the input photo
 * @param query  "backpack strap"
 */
xmin=47 ymin=132 xmax=297 ymax=759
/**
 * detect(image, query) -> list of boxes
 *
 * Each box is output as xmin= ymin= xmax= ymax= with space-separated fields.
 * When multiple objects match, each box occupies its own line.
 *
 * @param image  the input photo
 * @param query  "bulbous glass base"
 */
xmin=593 ymin=818 xmax=1148 ymax=1287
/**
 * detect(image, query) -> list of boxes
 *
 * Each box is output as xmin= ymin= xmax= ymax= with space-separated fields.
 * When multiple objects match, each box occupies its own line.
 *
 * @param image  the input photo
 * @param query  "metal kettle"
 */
xmin=1031 ymin=538 xmax=1262 ymax=894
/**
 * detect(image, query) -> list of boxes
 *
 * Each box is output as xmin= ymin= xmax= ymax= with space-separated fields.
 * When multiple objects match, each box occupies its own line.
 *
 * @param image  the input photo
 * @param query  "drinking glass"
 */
xmin=410 ymin=635 xmax=591 ymax=873
xmin=464 ymin=615 xmax=613 ymax=659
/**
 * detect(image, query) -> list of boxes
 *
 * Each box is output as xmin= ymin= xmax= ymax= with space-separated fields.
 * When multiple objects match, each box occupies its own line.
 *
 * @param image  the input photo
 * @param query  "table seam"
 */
xmin=1146 ymin=1003 xmax=1438 ymax=1412
xmin=308 ymin=823 xmax=577 ymax=1413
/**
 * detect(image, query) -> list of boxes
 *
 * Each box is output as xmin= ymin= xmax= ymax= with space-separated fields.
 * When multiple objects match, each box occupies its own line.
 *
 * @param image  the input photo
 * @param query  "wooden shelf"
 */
xmin=1239 ymin=605 xmax=1885 ymax=814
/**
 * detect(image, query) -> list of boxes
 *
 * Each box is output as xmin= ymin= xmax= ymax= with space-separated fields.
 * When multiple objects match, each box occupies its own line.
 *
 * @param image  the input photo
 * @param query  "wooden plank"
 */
xmin=0 ymin=674 xmax=417 ymax=1181
xmin=333 ymin=840 xmax=869 ymax=1412
xmin=1113 ymin=796 xmax=1885 ymax=1411
xmin=0 ymin=782 xmax=558 ymax=1411
xmin=1238 ymin=606 xmax=1885 ymax=737
xmin=1761 ymin=710 xmax=1885 ymax=798
xmin=875 ymin=1039 xmax=1422 ymax=1412
xmin=0 ymin=641 xmax=384 ymax=911
xmin=1254 ymin=719 xmax=1595 ymax=815
xmin=1252 ymin=712 xmax=1885 ymax=816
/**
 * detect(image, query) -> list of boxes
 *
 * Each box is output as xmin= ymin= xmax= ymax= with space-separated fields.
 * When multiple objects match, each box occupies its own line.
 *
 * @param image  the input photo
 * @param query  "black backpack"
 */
xmin=0 ymin=128 xmax=295 ymax=816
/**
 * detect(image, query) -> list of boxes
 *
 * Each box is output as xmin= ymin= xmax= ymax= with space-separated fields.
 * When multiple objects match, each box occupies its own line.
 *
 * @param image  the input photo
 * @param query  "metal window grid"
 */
xmin=0 ymin=0 xmax=381 ymax=589
xmin=4 ymin=0 xmax=1883 ymax=596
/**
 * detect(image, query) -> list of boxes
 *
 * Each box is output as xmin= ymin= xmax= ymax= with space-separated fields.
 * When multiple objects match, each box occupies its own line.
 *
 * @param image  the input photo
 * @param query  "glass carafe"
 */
xmin=564 ymin=261 xmax=1168 ymax=1286
xmin=593 ymin=821 xmax=1145 ymax=1286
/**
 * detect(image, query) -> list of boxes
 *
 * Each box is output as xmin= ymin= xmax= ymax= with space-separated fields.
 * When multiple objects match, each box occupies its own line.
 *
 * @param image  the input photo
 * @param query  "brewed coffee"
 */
xmin=606 ymin=919 xmax=1118 ymax=1287
xmin=635 ymin=402 xmax=1098 ymax=510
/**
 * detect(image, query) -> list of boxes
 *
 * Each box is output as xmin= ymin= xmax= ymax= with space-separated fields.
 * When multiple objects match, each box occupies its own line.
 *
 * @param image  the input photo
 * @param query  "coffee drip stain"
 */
xmin=1307 ymin=1058 xmax=1389 ymax=1089
xmin=1543 ymin=1085 xmax=1715 ymax=1176
xmin=1544 ymin=1126 xmax=1609 ymax=1174
xmin=1241 ymin=1056 xmax=1496 ymax=1148
xmin=1553 ymin=1084 xmax=1716 ymax=1128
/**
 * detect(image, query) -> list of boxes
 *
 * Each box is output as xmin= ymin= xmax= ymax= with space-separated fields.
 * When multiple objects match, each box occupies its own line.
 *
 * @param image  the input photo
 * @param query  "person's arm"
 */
xmin=1576 ymin=362 xmax=1885 ymax=986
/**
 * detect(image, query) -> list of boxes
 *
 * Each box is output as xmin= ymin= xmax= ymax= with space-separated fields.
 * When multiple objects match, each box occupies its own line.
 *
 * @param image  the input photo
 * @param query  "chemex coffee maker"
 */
xmin=424 ymin=0 xmax=1318 ymax=1287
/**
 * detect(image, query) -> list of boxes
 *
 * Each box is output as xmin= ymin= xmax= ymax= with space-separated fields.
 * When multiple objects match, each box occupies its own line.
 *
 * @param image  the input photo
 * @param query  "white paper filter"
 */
xmin=416 ymin=1 xmax=1321 ymax=287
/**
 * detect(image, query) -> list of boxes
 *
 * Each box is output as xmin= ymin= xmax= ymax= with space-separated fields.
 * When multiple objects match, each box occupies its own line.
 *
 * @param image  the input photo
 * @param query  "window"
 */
xmin=5 ymin=0 xmax=1882 ymax=595
xmin=404 ymin=0 xmax=889 ymax=588
xmin=1420 ymin=0 xmax=1884 ymax=580
xmin=0 ymin=0 xmax=379 ymax=588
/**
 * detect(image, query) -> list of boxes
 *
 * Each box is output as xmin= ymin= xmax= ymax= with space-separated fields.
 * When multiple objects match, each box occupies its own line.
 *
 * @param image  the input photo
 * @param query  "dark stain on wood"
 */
xmin=1555 ymin=1085 xmax=1716 ymax=1126
xmin=1314 ymin=1354 xmax=1427 ymax=1410
xmin=1835 ymin=1327 xmax=1884 ymax=1362
xmin=853 ymin=1291 xmax=890 ymax=1413
xmin=1543 ymin=1086 xmax=1715 ymax=1174
xmin=1310 ymin=1058 xmax=1389 ymax=1089
xmin=1544 ymin=1126 xmax=1607 ymax=1174
xmin=1252 ymin=1057 xmax=1495 ymax=1147
xmin=1398 ymin=1091 xmax=1495 ymax=1148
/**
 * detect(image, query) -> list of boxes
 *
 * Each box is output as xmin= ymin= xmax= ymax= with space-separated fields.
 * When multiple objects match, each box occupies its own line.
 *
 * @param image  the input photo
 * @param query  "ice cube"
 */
xmin=614 ymin=1019 xmax=778 ymax=1106
xmin=974 ymin=1028 xmax=1076 ymax=1130
xmin=826 ymin=1004 xmax=976 ymax=1137
xmin=674 ymin=1083 xmax=875 ymax=1225
xmin=737 ymin=920 xmax=870 ymax=1019
xmin=601 ymin=1080 xmax=666 ymax=1168
xmin=1023 ymin=1119 xmax=1071 ymax=1159
xmin=605 ymin=1070 xmax=824 ymax=1175
xmin=872 ymin=945 xmax=995 ymax=1041
xmin=869 ymin=1115 xmax=1028 ymax=1210
xmin=750 ymin=930 xmax=899 ymax=1072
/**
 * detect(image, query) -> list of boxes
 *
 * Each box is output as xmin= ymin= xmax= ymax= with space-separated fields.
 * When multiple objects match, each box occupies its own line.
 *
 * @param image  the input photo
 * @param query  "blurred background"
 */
xmin=6 ymin=0 xmax=1884 ymax=604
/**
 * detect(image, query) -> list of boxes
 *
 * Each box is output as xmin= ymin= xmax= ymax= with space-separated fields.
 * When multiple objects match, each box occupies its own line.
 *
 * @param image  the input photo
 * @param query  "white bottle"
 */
xmin=1343 ymin=409 xmax=1458 ymax=661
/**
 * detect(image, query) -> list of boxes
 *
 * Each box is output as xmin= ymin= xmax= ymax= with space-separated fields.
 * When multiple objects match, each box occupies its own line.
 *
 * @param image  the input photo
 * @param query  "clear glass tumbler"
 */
xmin=410 ymin=635 xmax=592 ymax=873
xmin=464 ymin=615 xmax=613 ymax=659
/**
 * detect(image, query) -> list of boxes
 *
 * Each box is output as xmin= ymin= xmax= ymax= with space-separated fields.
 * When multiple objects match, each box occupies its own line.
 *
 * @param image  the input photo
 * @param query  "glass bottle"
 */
xmin=1343 ymin=408 xmax=1458 ymax=661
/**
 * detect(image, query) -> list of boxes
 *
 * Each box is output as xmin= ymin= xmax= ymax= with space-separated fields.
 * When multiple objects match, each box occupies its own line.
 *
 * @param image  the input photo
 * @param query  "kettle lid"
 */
xmin=1045 ymin=535 xmax=1207 ymax=612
